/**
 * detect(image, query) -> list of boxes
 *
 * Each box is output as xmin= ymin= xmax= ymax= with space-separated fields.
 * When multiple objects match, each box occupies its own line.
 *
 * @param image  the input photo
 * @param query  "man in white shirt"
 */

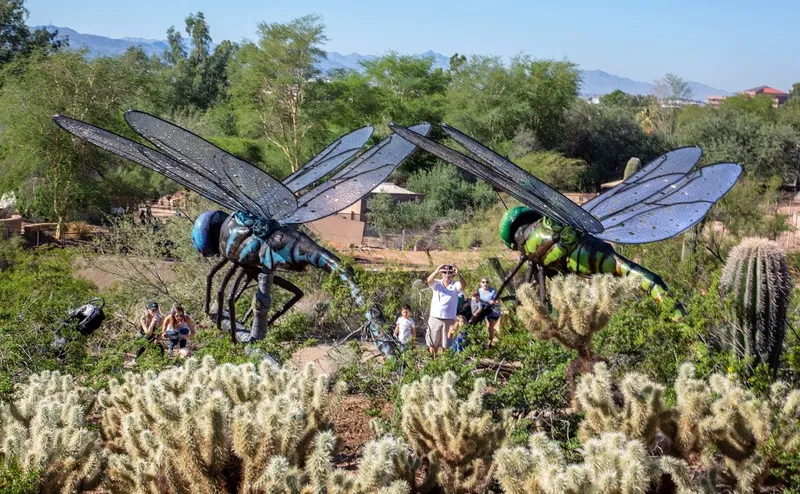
xmin=426 ymin=264 xmax=466 ymax=356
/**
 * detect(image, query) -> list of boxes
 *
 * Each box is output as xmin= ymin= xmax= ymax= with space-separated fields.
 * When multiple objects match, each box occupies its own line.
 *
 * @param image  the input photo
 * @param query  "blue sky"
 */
xmin=27 ymin=0 xmax=799 ymax=93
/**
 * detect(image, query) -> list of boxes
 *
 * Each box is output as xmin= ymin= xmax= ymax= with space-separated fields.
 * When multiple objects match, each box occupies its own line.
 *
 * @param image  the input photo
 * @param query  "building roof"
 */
xmin=742 ymin=85 xmax=789 ymax=96
xmin=371 ymin=182 xmax=422 ymax=195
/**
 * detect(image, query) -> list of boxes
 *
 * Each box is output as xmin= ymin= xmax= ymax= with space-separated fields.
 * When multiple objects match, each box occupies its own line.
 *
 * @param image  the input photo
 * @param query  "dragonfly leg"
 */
xmin=537 ymin=264 xmax=547 ymax=305
xmin=249 ymin=270 xmax=274 ymax=342
xmin=524 ymin=260 xmax=536 ymax=284
xmin=228 ymin=267 xmax=248 ymax=343
xmin=495 ymin=254 xmax=527 ymax=301
xmin=216 ymin=263 xmax=238 ymax=330
xmin=267 ymin=276 xmax=304 ymax=326
xmin=205 ymin=257 xmax=228 ymax=315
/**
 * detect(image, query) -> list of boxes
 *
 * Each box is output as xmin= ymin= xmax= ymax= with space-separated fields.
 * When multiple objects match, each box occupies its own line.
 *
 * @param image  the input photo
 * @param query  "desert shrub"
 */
xmin=514 ymin=150 xmax=588 ymax=191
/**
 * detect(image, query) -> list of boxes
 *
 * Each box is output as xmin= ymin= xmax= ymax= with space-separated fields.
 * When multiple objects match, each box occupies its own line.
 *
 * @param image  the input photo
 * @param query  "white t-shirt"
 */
xmin=395 ymin=316 xmax=416 ymax=344
xmin=429 ymin=279 xmax=462 ymax=320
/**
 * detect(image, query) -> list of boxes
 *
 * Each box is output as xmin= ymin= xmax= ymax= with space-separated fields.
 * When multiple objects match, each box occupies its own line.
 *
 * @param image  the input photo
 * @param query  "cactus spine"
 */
xmin=719 ymin=237 xmax=792 ymax=371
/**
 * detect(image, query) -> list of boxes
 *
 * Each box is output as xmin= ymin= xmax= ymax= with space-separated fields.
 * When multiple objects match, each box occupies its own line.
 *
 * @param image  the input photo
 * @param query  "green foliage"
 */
xmin=676 ymin=105 xmax=800 ymax=179
xmin=563 ymin=101 xmax=665 ymax=188
xmin=229 ymin=14 xmax=327 ymax=173
xmin=0 ymin=0 xmax=62 ymax=69
xmin=160 ymin=12 xmax=234 ymax=112
xmin=720 ymin=94 xmax=779 ymax=121
xmin=719 ymin=237 xmax=792 ymax=372
xmin=445 ymin=54 xmax=580 ymax=148
xmin=599 ymin=89 xmax=655 ymax=110
xmin=366 ymin=163 xmax=496 ymax=231
xmin=0 ymin=51 xmax=160 ymax=230
xmin=514 ymin=151 xmax=587 ymax=191
xmin=0 ymin=458 xmax=39 ymax=494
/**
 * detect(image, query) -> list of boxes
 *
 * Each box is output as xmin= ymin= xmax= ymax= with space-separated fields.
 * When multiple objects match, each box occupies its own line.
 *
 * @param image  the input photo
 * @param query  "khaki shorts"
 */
xmin=427 ymin=317 xmax=454 ymax=349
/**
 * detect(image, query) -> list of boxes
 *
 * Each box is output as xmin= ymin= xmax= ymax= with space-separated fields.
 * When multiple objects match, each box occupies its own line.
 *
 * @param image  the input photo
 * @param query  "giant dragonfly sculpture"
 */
xmin=390 ymin=123 xmax=742 ymax=313
xmin=54 ymin=111 xmax=430 ymax=356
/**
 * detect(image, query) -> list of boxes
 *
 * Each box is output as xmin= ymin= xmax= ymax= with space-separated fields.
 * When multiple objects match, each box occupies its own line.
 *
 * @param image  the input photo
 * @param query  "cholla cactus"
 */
xmin=97 ymin=356 xmax=345 ymax=493
xmin=400 ymin=372 xmax=508 ymax=493
xmin=575 ymin=363 xmax=669 ymax=447
xmin=719 ymin=237 xmax=792 ymax=371
xmin=0 ymin=370 xmax=104 ymax=493
xmin=517 ymin=275 xmax=639 ymax=354
xmin=495 ymin=432 xmax=697 ymax=494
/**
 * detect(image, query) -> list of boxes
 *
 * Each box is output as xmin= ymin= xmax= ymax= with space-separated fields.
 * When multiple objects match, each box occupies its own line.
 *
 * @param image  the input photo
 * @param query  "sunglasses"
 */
xmin=480 ymin=280 xmax=488 ymax=284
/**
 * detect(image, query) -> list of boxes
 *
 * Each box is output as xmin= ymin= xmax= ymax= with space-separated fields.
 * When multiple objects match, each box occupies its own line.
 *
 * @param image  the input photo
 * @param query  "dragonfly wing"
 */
xmin=594 ymin=163 xmax=741 ymax=244
xmin=388 ymin=123 xmax=603 ymax=234
xmin=283 ymin=126 xmax=374 ymax=193
xmin=124 ymin=111 xmax=297 ymax=220
xmin=53 ymin=115 xmax=249 ymax=213
xmin=280 ymin=123 xmax=431 ymax=225
xmin=440 ymin=124 xmax=603 ymax=234
xmin=582 ymin=147 xmax=703 ymax=219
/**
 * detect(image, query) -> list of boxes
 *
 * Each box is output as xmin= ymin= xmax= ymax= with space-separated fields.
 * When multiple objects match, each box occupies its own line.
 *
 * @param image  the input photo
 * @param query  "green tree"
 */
xmin=599 ymin=90 xmax=654 ymax=110
xmin=0 ymin=0 xmax=62 ymax=68
xmin=445 ymin=55 xmax=580 ymax=149
xmin=514 ymin=151 xmax=587 ymax=191
xmin=649 ymin=73 xmax=694 ymax=145
xmin=229 ymin=15 xmax=327 ymax=172
xmin=676 ymin=106 xmax=800 ymax=178
xmin=162 ymin=12 xmax=235 ymax=112
xmin=790 ymin=82 xmax=800 ymax=99
xmin=720 ymin=94 xmax=777 ymax=121
xmin=0 ymin=52 xmax=156 ymax=236
xmin=563 ymin=102 xmax=664 ymax=189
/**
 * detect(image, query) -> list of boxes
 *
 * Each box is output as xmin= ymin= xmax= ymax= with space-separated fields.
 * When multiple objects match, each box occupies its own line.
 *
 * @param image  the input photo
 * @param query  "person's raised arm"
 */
xmin=427 ymin=265 xmax=445 ymax=287
xmin=453 ymin=265 xmax=466 ymax=289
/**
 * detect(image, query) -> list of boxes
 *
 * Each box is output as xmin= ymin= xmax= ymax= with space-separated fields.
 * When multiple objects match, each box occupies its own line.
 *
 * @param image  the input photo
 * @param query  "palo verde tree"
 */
xmin=229 ymin=14 xmax=327 ymax=173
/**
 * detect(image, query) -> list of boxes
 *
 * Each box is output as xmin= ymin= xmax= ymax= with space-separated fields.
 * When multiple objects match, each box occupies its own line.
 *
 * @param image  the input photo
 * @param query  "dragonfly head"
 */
xmin=499 ymin=206 xmax=541 ymax=249
xmin=192 ymin=210 xmax=229 ymax=256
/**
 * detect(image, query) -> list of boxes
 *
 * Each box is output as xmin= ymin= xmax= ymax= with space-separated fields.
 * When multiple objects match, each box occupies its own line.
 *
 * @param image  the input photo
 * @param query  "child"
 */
xmin=394 ymin=304 xmax=416 ymax=348
xmin=448 ymin=316 xmax=468 ymax=352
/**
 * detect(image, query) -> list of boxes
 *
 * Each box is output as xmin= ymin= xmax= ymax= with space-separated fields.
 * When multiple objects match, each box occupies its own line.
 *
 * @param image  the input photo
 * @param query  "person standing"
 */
xmin=478 ymin=278 xmax=501 ymax=348
xmin=426 ymin=264 xmax=465 ymax=357
xmin=394 ymin=304 xmax=416 ymax=349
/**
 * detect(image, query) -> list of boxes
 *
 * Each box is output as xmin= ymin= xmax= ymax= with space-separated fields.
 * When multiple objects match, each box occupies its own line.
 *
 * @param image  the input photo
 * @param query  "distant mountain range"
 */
xmin=38 ymin=25 xmax=731 ymax=101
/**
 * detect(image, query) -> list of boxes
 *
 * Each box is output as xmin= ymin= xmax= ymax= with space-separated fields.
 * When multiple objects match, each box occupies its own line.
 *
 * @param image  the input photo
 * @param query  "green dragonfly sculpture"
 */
xmin=389 ymin=123 xmax=742 ymax=315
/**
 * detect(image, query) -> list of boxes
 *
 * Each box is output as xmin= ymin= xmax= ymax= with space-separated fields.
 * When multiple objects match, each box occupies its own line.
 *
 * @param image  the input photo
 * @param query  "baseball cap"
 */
xmin=148 ymin=301 xmax=159 ymax=310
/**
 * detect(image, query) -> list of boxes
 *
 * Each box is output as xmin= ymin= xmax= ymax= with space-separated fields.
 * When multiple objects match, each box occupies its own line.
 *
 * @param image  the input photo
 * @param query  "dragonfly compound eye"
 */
xmin=192 ymin=210 xmax=229 ymax=257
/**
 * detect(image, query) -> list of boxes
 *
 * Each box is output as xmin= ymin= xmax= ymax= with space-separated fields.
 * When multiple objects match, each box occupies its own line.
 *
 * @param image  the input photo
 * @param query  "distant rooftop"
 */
xmin=742 ymin=86 xmax=789 ymax=96
xmin=372 ymin=182 xmax=422 ymax=195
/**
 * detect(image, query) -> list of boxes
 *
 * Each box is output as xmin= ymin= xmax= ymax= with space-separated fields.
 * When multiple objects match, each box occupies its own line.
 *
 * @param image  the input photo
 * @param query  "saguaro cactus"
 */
xmin=719 ymin=237 xmax=792 ymax=371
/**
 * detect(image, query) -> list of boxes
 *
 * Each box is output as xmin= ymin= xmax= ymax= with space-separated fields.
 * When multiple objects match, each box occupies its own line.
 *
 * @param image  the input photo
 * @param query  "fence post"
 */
xmin=401 ymin=229 xmax=405 ymax=249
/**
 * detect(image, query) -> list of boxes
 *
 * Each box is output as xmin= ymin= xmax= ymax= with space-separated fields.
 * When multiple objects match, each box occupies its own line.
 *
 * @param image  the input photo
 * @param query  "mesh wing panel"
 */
xmin=53 ymin=116 xmax=247 ymax=213
xmin=440 ymin=124 xmax=604 ymax=234
xmin=124 ymin=111 xmax=297 ymax=220
xmin=283 ymin=126 xmax=374 ymax=193
xmin=595 ymin=163 xmax=741 ymax=244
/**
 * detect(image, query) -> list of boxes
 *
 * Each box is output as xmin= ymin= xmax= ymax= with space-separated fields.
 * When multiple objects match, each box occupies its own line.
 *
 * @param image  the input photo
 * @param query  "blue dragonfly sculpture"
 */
xmin=54 ymin=111 xmax=430 ymax=355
